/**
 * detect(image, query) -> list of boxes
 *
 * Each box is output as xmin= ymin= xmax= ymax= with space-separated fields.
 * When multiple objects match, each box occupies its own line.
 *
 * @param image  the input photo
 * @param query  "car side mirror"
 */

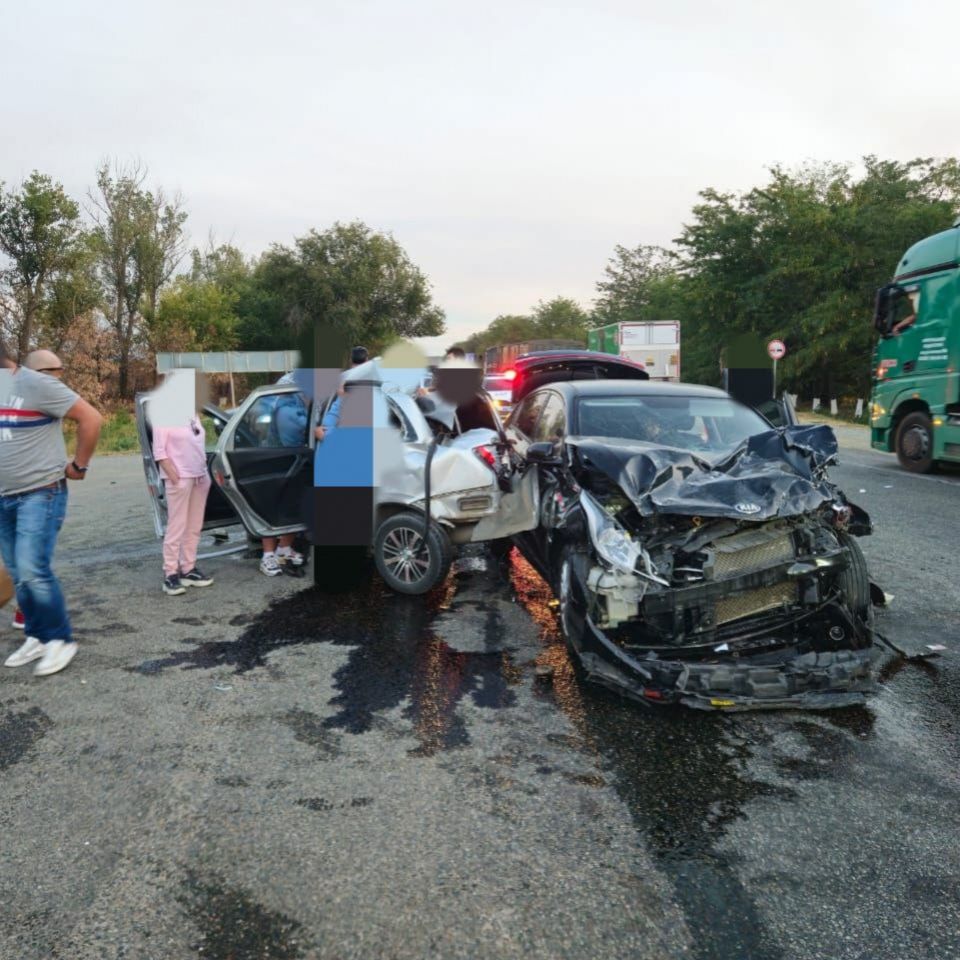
xmin=526 ymin=441 xmax=561 ymax=465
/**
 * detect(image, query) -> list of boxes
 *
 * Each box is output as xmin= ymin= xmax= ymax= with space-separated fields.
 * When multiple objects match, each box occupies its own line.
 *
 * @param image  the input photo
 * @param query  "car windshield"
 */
xmin=484 ymin=376 xmax=514 ymax=393
xmin=575 ymin=395 xmax=772 ymax=454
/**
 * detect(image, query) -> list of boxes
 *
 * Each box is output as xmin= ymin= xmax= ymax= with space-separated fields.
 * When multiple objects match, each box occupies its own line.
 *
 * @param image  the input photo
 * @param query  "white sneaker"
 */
xmin=33 ymin=640 xmax=78 ymax=677
xmin=276 ymin=547 xmax=305 ymax=567
xmin=260 ymin=553 xmax=282 ymax=577
xmin=5 ymin=636 xmax=45 ymax=668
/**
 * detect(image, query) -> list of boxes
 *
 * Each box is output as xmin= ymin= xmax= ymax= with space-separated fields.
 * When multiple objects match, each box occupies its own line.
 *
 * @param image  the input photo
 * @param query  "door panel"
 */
xmin=212 ymin=386 xmax=312 ymax=538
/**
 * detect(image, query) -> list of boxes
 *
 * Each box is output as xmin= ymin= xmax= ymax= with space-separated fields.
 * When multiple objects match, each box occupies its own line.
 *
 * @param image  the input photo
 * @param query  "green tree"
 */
xmin=530 ymin=296 xmax=590 ymax=341
xmin=155 ymin=278 xmax=239 ymax=351
xmin=593 ymin=244 xmax=677 ymax=327
xmin=672 ymin=158 xmax=960 ymax=397
xmin=0 ymin=171 xmax=83 ymax=356
xmin=89 ymin=162 xmax=187 ymax=396
xmin=252 ymin=221 xmax=444 ymax=355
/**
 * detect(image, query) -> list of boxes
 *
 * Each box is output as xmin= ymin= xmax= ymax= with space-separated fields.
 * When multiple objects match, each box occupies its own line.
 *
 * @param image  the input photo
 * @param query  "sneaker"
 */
xmin=163 ymin=574 xmax=186 ymax=596
xmin=276 ymin=547 xmax=305 ymax=567
xmin=5 ymin=636 xmax=44 ymax=668
xmin=12 ymin=608 xmax=25 ymax=629
xmin=260 ymin=553 xmax=282 ymax=577
xmin=181 ymin=568 xmax=214 ymax=587
xmin=33 ymin=640 xmax=78 ymax=677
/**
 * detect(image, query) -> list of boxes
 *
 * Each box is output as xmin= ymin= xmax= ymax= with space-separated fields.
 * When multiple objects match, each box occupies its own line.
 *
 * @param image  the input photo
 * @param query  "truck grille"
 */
xmin=715 ymin=582 xmax=797 ymax=625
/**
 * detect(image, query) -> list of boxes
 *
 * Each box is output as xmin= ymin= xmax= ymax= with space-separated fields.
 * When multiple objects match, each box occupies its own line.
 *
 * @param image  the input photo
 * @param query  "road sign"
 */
xmin=767 ymin=339 xmax=787 ymax=360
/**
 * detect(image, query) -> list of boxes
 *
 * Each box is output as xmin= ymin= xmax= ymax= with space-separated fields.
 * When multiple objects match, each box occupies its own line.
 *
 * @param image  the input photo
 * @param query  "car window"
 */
xmin=197 ymin=410 xmax=229 ymax=450
xmin=512 ymin=392 xmax=549 ymax=438
xmin=575 ymin=395 xmax=770 ymax=454
xmin=235 ymin=393 xmax=309 ymax=449
xmin=386 ymin=398 xmax=416 ymax=441
xmin=533 ymin=393 xmax=566 ymax=442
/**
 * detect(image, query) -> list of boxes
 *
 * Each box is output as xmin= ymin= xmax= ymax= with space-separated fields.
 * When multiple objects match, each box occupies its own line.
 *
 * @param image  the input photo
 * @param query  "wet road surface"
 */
xmin=1 ymin=442 xmax=958 ymax=958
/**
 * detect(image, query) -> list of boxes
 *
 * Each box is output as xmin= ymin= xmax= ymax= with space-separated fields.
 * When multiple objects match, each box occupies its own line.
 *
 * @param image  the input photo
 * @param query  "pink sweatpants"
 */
xmin=163 ymin=475 xmax=211 ymax=576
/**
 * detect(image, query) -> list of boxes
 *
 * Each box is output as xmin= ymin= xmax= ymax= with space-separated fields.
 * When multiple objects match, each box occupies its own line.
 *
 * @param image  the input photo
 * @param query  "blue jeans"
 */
xmin=0 ymin=481 xmax=71 ymax=643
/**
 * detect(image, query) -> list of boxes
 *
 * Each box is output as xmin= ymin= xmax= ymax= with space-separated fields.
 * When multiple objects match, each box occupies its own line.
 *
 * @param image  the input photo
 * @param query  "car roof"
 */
xmin=534 ymin=379 xmax=731 ymax=399
xmin=513 ymin=350 xmax=645 ymax=369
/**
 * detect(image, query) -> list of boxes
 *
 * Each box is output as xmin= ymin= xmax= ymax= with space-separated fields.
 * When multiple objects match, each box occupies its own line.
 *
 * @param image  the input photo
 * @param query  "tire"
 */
xmin=895 ymin=411 xmax=936 ymax=473
xmin=837 ymin=531 xmax=873 ymax=632
xmin=374 ymin=512 xmax=454 ymax=595
xmin=555 ymin=547 xmax=590 ymax=659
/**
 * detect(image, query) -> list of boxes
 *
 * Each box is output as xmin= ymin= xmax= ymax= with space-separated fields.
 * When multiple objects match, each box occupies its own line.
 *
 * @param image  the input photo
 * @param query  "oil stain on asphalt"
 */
xmin=0 ymin=700 xmax=53 ymax=771
xmin=177 ymin=870 xmax=305 ymax=960
xmin=132 ymin=563 xmax=520 ymax=756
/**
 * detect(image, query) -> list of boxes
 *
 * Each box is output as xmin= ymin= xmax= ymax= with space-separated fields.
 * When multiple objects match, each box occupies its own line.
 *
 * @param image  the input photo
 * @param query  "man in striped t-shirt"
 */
xmin=0 ymin=340 xmax=102 ymax=676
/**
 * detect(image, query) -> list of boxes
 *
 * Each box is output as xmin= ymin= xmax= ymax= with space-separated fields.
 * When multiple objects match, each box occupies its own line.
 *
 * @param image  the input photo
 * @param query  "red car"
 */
xmin=496 ymin=350 xmax=650 ymax=411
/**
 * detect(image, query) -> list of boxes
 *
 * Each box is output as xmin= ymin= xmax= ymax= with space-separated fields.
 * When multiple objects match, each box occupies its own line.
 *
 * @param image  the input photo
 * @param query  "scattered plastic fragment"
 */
xmin=926 ymin=644 xmax=946 ymax=652
xmin=714 ymin=642 xmax=730 ymax=652
xmin=213 ymin=683 xmax=232 ymax=692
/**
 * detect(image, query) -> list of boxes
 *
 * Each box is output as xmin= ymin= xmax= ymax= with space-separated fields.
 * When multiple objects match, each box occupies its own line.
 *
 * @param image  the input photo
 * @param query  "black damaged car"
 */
xmin=505 ymin=380 xmax=880 ymax=711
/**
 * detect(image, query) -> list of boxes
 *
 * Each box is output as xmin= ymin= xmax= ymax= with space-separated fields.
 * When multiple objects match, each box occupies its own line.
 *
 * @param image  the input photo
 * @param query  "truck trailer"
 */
xmin=586 ymin=321 xmax=680 ymax=380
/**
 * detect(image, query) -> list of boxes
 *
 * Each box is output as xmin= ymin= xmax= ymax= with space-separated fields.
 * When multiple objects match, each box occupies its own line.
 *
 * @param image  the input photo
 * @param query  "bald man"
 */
xmin=25 ymin=350 xmax=64 ymax=379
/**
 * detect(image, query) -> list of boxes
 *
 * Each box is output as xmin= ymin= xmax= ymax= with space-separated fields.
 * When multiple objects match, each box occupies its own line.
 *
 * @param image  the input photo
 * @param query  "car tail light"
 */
xmin=503 ymin=369 xmax=517 ymax=381
xmin=642 ymin=688 xmax=664 ymax=701
xmin=474 ymin=445 xmax=498 ymax=471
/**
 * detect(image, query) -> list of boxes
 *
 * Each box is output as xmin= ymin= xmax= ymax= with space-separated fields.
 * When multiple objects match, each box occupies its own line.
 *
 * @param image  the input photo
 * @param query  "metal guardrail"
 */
xmin=156 ymin=351 xmax=301 ymax=374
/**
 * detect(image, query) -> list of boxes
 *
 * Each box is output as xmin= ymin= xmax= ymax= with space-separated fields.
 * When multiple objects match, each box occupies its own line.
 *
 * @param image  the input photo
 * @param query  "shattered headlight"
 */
xmin=581 ymin=490 xmax=642 ymax=574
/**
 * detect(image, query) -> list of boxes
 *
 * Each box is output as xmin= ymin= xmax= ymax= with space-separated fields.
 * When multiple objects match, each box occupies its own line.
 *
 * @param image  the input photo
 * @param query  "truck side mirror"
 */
xmin=873 ymin=284 xmax=899 ymax=338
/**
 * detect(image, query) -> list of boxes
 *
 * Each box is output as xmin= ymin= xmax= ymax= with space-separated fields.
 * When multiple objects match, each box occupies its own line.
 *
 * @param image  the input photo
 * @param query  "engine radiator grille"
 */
xmin=714 ymin=581 xmax=798 ymax=626
xmin=711 ymin=530 xmax=795 ymax=579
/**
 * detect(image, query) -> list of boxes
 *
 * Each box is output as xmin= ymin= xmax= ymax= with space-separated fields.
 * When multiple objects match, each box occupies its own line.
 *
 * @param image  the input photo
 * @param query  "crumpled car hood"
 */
xmin=568 ymin=424 xmax=840 ymax=521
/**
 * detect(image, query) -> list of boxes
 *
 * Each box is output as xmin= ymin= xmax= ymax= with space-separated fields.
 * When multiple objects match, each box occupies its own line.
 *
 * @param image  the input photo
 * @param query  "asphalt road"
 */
xmin=1 ymin=428 xmax=958 ymax=960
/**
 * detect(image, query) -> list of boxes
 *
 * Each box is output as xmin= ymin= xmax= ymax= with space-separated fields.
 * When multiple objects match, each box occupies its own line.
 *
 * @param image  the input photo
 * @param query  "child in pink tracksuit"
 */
xmin=153 ymin=415 xmax=214 ymax=596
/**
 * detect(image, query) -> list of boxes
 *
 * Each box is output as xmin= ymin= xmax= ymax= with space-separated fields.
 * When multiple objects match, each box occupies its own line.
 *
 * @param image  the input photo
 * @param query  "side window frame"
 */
xmin=512 ymin=391 xmax=549 ymax=439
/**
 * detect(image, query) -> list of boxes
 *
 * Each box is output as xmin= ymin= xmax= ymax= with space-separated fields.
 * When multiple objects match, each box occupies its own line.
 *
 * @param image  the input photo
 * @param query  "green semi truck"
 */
xmin=870 ymin=218 xmax=960 ymax=472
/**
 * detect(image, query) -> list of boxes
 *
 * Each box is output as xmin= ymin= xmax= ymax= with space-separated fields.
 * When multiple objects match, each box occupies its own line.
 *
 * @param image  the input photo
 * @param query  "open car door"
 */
xmin=209 ymin=384 xmax=312 ymax=538
xmin=134 ymin=394 xmax=242 ymax=538
xmin=754 ymin=391 xmax=799 ymax=428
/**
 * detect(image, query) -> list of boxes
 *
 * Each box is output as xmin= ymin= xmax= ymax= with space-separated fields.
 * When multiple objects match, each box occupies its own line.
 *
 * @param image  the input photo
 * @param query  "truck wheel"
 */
xmin=895 ymin=411 xmax=935 ymax=473
xmin=374 ymin=512 xmax=454 ymax=595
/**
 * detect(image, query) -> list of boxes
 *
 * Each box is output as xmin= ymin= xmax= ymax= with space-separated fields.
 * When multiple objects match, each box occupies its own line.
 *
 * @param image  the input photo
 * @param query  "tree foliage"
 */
xmin=252 ymin=221 xmax=445 ymax=355
xmin=0 ymin=171 xmax=83 ymax=355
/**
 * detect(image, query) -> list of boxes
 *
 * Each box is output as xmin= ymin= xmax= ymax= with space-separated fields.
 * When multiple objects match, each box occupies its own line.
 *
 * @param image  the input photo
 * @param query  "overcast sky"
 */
xmin=4 ymin=0 xmax=959 ymax=354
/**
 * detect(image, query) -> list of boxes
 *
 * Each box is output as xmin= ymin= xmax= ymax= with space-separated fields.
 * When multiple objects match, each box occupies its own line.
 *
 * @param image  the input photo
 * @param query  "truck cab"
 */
xmin=870 ymin=220 xmax=960 ymax=472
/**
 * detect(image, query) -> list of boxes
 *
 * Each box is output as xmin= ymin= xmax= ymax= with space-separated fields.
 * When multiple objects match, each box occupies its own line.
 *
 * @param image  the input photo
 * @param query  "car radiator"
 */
xmin=706 ymin=526 xmax=797 ymax=626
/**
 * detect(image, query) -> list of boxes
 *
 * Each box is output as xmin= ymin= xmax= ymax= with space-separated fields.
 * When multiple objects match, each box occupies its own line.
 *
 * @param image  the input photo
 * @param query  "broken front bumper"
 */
xmin=575 ymin=610 xmax=879 ymax=712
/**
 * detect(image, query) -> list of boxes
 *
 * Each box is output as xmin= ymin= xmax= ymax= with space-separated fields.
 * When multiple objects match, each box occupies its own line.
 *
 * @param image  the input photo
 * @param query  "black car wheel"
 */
xmin=836 ymin=532 xmax=873 ymax=635
xmin=556 ymin=547 xmax=590 ymax=659
xmin=895 ymin=411 xmax=935 ymax=473
xmin=374 ymin=512 xmax=454 ymax=595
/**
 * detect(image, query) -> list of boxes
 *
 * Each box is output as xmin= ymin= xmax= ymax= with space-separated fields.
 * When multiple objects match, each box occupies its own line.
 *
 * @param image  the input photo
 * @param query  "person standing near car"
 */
xmin=7 ymin=349 xmax=67 ymax=630
xmin=260 ymin=388 xmax=309 ymax=575
xmin=0 ymin=340 xmax=102 ymax=676
xmin=152 ymin=391 xmax=214 ymax=596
